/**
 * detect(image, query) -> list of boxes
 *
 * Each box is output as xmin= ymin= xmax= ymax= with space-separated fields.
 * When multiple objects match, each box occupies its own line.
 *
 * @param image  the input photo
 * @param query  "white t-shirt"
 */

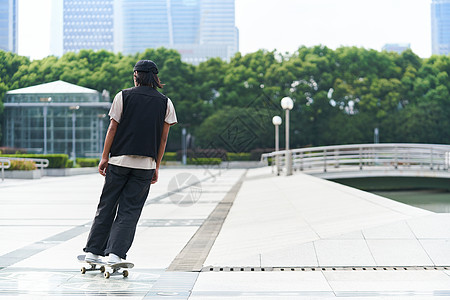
xmin=108 ymin=90 xmax=177 ymax=169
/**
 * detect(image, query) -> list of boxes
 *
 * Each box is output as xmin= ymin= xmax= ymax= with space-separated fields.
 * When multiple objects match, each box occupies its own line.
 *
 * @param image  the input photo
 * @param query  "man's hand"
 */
xmin=98 ymin=158 xmax=109 ymax=176
xmin=151 ymin=168 xmax=159 ymax=184
xmin=98 ymin=119 xmax=118 ymax=177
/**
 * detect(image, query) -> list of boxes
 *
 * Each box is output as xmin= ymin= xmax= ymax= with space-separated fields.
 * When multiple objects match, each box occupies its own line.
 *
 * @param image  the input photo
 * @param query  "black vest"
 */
xmin=110 ymin=86 xmax=168 ymax=160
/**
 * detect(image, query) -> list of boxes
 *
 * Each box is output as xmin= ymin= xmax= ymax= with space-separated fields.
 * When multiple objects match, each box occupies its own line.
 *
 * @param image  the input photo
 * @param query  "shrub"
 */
xmin=250 ymin=148 xmax=276 ymax=161
xmin=9 ymin=159 xmax=37 ymax=171
xmin=187 ymin=158 xmax=222 ymax=165
xmin=227 ymin=152 xmax=251 ymax=161
xmin=1 ymin=154 xmax=69 ymax=168
xmin=66 ymin=159 xmax=74 ymax=168
xmin=177 ymin=148 xmax=227 ymax=161
xmin=76 ymin=158 xmax=99 ymax=167
xmin=0 ymin=147 xmax=27 ymax=154
xmin=162 ymin=152 xmax=177 ymax=161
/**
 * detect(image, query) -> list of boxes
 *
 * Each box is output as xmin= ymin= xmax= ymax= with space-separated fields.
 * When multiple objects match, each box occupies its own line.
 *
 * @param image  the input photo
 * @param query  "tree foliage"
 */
xmin=1 ymin=46 xmax=449 ymax=151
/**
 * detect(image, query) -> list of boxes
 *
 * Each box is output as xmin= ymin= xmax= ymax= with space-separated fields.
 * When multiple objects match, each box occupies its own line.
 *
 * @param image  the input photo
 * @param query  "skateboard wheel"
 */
xmin=104 ymin=272 xmax=110 ymax=279
xmin=100 ymin=266 xmax=106 ymax=273
xmin=123 ymin=270 xmax=129 ymax=277
xmin=81 ymin=267 xmax=86 ymax=274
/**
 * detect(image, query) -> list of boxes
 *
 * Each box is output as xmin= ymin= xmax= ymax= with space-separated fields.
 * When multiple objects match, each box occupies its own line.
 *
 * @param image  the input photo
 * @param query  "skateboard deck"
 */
xmin=77 ymin=255 xmax=134 ymax=278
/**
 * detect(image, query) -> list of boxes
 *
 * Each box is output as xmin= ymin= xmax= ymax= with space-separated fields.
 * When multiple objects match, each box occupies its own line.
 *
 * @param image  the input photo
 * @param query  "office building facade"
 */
xmin=117 ymin=0 xmax=238 ymax=63
xmin=432 ymin=0 xmax=450 ymax=55
xmin=0 ymin=0 xmax=18 ymax=53
xmin=61 ymin=0 xmax=238 ymax=63
xmin=382 ymin=43 xmax=411 ymax=54
xmin=63 ymin=0 xmax=114 ymax=53
xmin=199 ymin=0 xmax=238 ymax=59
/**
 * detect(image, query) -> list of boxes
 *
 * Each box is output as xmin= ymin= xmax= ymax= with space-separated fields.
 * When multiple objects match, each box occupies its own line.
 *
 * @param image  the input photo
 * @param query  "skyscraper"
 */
xmin=50 ymin=0 xmax=64 ymax=57
xmin=431 ymin=0 xmax=450 ymax=55
xmin=0 ymin=0 xmax=18 ymax=53
xmin=199 ymin=0 xmax=238 ymax=59
xmin=117 ymin=0 xmax=238 ymax=63
xmin=63 ymin=0 xmax=114 ymax=53
xmin=382 ymin=43 xmax=411 ymax=54
xmin=61 ymin=0 xmax=238 ymax=63
xmin=116 ymin=0 xmax=171 ymax=54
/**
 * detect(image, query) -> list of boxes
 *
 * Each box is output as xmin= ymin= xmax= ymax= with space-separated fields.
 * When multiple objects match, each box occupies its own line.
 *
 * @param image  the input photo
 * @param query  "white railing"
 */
xmin=0 ymin=158 xmax=11 ymax=182
xmin=261 ymin=143 xmax=450 ymax=175
xmin=0 ymin=157 xmax=50 ymax=181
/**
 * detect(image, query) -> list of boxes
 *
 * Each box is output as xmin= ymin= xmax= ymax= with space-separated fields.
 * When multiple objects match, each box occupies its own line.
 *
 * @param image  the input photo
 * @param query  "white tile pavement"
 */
xmin=2 ymin=166 xmax=450 ymax=299
xmin=314 ymin=239 xmax=376 ymax=267
xmin=0 ymin=168 xmax=244 ymax=299
xmin=366 ymin=239 xmax=433 ymax=266
xmin=196 ymin=168 xmax=450 ymax=298
xmin=324 ymin=270 xmax=450 ymax=292
xmin=419 ymin=239 xmax=450 ymax=266
xmin=204 ymin=168 xmax=434 ymax=268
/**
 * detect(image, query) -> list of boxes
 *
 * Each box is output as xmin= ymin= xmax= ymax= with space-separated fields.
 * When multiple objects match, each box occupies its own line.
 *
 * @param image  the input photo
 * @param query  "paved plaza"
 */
xmin=1 ymin=167 xmax=450 ymax=299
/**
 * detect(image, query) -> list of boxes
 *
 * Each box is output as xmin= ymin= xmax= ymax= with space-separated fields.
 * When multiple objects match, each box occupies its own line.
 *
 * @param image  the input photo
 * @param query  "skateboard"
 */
xmin=77 ymin=255 xmax=134 ymax=279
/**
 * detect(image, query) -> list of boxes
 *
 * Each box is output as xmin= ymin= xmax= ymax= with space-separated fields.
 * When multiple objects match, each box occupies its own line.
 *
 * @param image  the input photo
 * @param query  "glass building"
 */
xmin=3 ymin=81 xmax=111 ymax=158
xmin=199 ymin=0 xmax=238 ymax=60
xmin=432 ymin=0 xmax=450 ymax=55
xmin=118 ymin=0 xmax=171 ymax=54
xmin=117 ymin=0 xmax=238 ymax=63
xmin=0 ymin=0 xmax=18 ymax=53
xmin=63 ymin=0 xmax=114 ymax=53
xmin=382 ymin=43 xmax=411 ymax=54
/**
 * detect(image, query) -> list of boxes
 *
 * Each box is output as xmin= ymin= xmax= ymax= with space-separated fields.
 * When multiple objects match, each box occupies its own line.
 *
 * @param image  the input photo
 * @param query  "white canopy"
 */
xmin=7 ymin=80 xmax=99 ymax=95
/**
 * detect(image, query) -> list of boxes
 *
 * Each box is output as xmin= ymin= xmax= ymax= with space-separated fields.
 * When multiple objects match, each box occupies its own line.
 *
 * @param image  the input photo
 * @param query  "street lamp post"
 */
xmin=180 ymin=124 xmax=190 ymax=165
xmin=272 ymin=116 xmax=282 ymax=175
xmin=40 ymin=97 xmax=52 ymax=154
xmin=374 ymin=127 xmax=379 ymax=144
xmin=181 ymin=127 xmax=187 ymax=165
xmin=69 ymin=106 xmax=80 ymax=166
xmin=280 ymin=97 xmax=294 ymax=176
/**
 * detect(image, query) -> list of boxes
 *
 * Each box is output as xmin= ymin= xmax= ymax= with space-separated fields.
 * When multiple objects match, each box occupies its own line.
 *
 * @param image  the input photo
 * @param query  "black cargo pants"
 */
xmin=84 ymin=164 xmax=155 ymax=259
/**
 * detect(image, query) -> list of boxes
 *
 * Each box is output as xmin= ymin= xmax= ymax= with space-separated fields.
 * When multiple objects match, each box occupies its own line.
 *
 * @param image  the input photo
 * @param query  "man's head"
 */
xmin=133 ymin=60 xmax=163 ymax=88
xmin=134 ymin=59 xmax=158 ymax=74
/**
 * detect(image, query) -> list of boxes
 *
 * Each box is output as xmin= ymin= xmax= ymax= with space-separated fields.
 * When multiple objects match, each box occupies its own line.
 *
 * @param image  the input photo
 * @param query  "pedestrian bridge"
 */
xmin=261 ymin=143 xmax=450 ymax=180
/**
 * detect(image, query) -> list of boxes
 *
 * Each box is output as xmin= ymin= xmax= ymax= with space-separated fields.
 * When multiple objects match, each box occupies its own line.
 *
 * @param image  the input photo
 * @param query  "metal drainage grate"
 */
xmin=202 ymin=266 xmax=450 ymax=272
xmin=202 ymin=267 xmax=274 ymax=272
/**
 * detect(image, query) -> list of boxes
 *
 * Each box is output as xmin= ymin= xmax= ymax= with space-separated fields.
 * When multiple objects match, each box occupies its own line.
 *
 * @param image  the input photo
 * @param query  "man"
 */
xmin=82 ymin=60 xmax=177 ymax=263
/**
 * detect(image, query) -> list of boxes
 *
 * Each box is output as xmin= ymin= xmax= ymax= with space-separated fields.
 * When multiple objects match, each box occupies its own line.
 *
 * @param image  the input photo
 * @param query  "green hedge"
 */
xmin=1 ymin=154 xmax=69 ymax=168
xmin=76 ymin=158 xmax=100 ymax=167
xmin=162 ymin=152 xmax=177 ymax=161
xmin=227 ymin=152 xmax=251 ymax=161
xmin=177 ymin=149 xmax=227 ymax=160
xmin=250 ymin=148 xmax=275 ymax=161
xmin=66 ymin=160 xmax=75 ymax=168
xmin=187 ymin=158 xmax=222 ymax=165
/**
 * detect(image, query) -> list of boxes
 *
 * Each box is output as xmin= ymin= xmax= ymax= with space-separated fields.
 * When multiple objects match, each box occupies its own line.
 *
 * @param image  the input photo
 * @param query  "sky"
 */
xmin=18 ymin=0 xmax=432 ymax=60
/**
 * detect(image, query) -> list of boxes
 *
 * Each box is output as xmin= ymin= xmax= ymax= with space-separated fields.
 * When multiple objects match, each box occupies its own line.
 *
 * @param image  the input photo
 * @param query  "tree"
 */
xmin=195 ymin=107 xmax=279 ymax=152
xmin=2 ymin=45 xmax=450 ymax=151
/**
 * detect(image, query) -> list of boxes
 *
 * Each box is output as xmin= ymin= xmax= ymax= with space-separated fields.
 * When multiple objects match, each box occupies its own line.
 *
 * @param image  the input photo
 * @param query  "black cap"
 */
xmin=134 ymin=60 xmax=159 ymax=74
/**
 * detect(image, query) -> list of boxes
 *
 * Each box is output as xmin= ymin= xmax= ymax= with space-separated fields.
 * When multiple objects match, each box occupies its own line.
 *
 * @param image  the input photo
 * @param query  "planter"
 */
xmin=2 ymin=170 xmax=42 ymax=179
xmin=44 ymin=167 xmax=97 ymax=177
xmin=222 ymin=161 xmax=265 ymax=169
